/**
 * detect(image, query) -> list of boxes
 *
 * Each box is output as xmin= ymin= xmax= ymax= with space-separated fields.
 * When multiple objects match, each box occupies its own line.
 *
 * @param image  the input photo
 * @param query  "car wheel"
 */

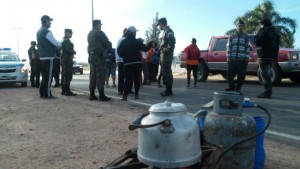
xmin=257 ymin=64 xmax=282 ymax=86
xmin=197 ymin=63 xmax=208 ymax=82
xmin=289 ymin=75 xmax=300 ymax=83
xmin=21 ymin=82 xmax=27 ymax=87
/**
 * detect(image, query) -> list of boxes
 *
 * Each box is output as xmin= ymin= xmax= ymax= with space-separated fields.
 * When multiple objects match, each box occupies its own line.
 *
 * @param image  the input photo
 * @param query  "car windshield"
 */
xmin=0 ymin=52 xmax=20 ymax=61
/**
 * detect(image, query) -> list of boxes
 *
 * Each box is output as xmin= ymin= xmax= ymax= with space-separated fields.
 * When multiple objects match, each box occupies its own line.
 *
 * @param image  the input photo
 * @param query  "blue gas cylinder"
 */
xmin=203 ymin=91 xmax=256 ymax=169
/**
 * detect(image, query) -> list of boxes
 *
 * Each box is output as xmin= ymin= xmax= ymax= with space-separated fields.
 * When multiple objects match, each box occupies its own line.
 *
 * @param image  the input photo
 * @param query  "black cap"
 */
xmin=30 ymin=41 xmax=36 ymax=45
xmin=64 ymin=29 xmax=73 ymax=33
xmin=260 ymin=17 xmax=272 ymax=27
xmin=41 ymin=15 xmax=53 ymax=22
xmin=157 ymin=17 xmax=167 ymax=26
xmin=236 ymin=19 xmax=245 ymax=25
xmin=93 ymin=20 xmax=102 ymax=27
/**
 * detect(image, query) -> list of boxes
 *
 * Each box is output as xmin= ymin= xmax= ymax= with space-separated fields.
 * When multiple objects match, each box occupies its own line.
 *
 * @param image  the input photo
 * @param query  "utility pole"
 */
xmin=13 ymin=27 xmax=21 ymax=56
xmin=91 ymin=0 xmax=94 ymax=21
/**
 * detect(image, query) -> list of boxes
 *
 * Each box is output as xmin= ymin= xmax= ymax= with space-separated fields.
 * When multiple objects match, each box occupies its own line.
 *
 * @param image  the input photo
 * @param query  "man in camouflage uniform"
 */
xmin=157 ymin=17 xmax=176 ymax=96
xmin=60 ymin=29 xmax=76 ymax=96
xmin=87 ymin=19 xmax=112 ymax=101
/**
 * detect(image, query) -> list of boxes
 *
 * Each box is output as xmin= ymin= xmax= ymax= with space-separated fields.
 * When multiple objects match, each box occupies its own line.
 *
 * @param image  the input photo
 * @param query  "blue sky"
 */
xmin=0 ymin=0 xmax=299 ymax=62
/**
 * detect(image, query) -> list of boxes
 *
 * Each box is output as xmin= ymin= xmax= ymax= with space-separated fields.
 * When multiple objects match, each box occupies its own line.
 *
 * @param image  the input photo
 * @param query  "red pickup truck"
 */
xmin=180 ymin=35 xmax=300 ymax=85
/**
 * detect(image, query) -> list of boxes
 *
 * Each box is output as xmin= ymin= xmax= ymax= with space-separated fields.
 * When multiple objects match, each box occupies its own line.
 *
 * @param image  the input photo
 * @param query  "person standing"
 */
xmin=115 ymin=28 xmax=127 ymax=95
xmin=36 ymin=15 xmax=61 ymax=98
xmin=226 ymin=20 xmax=250 ymax=93
xmin=117 ymin=26 xmax=153 ymax=101
xmin=184 ymin=38 xmax=200 ymax=87
xmin=61 ymin=29 xmax=77 ymax=96
xmin=105 ymin=48 xmax=117 ymax=88
xmin=28 ymin=41 xmax=38 ymax=87
xmin=146 ymin=43 xmax=159 ymax=83
xmin=87 ymin=19 xmax=112 ymax=101
xmin=255 ymin=17 xmax=280 ymax=98
xmin=157 ymin=17 xmax=176 ymax=96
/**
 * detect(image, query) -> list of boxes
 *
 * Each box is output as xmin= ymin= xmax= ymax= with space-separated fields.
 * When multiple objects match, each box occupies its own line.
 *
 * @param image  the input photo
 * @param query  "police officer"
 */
xmin=61 ymin=29 xmax=76 ymax=96
xmin=87 ymin=19 xmax=112 ymax=101
xmin=28 ymin=41 xmax=37 ymax=87
xmin=157 ymin=17 xmax=176 ymax=96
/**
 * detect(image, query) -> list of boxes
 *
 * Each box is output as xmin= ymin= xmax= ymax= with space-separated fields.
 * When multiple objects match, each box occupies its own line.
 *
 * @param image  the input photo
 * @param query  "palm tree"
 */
xmin=226 ymin=0 xmax=297 ymax=48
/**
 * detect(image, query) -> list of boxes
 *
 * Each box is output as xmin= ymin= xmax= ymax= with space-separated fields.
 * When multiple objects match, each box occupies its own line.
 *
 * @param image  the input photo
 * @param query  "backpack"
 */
xmin=150 ymin=50 xmax=159 ymax=64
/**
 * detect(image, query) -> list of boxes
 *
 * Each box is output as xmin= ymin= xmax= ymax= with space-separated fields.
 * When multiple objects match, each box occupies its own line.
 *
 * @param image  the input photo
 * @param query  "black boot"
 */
xmin=65 ymin=85 xmax=76 ymax=96
xmin=61 ymin=84 xmax=66 ymax=95
xmin=160 ymin=88 xmax=167 ymax=95
xmin=99 ymin=91 xmax=111 ymax=101
xmin=161 ymin=85 xmax=173 ymax=96
xmin=89 ymin=90 xmax=98 ymax=100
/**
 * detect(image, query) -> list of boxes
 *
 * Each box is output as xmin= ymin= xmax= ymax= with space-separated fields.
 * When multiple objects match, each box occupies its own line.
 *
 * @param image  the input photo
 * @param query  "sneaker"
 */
xmin=122 ymin=96 xmax=127 ymax=101
xmin=257 ymin=93 xmax=271 ymax=98
xmin=225 ymin=87 xmax=235 ymax=91
xmin=193 ymin=85 xmax=197 ymax=88
xmin=112 ymin=84 xmax=117 ymax=88
xmin=161 ymin=91 xmax=173 ymax=97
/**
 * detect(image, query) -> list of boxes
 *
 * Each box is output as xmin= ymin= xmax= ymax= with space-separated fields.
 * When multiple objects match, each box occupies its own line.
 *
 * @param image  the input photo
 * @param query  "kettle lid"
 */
xmin=149 ymin=100 xmax=187 ymax=113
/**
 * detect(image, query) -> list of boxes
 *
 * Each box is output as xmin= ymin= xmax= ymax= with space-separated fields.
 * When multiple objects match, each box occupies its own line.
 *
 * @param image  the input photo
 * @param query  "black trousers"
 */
xmin=117 ymin=62 xmax=124 ymax=93
xmin=123 ymin=63 xmax=142 ymax=96
xmin=186 ymin=64 xmax=198 ymax=82
xmin=52 ymin=58 xmax=60 ymax=85
xmin=227 ymin=59 xmax=248 ymax=90
xmin=40 ymin=59 xmax=53 ymax=98
xmin=30 ymin=60 xmax=41 ymax=86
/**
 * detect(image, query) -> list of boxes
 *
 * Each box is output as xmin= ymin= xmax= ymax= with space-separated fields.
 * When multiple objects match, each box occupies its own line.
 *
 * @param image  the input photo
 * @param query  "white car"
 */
xmin=0 ymin=48 xmax=28 ymax=87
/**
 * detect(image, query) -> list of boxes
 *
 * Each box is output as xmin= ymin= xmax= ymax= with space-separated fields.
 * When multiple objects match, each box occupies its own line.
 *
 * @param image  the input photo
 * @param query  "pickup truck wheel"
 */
xmin=289 ymin=75 xmax=300 ymax=83
xmin=197 ymin=64 xmax=208 ymax=82
xmin=257 ymin=64 xmax=282 ymax=86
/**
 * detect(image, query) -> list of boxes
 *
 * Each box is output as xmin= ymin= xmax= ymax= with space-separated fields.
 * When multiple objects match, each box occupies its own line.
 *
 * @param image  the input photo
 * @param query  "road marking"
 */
xmin=266 ymin=130 xmax=300 ymax=141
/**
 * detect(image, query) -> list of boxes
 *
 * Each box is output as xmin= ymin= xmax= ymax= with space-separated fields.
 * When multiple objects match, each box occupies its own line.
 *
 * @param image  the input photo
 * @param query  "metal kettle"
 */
xmin=129 ymin=100 xmax=202 ymax=168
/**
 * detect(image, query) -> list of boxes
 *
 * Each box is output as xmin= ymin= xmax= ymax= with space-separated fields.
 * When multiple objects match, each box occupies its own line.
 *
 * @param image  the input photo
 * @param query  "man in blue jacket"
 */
xmin=37 ymin=15 xmax=61 ymax=99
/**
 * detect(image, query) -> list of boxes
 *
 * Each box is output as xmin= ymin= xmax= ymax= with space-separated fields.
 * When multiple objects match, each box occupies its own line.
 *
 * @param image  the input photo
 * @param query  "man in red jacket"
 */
xmin=184 ymin=38 xmax=200 ymax=87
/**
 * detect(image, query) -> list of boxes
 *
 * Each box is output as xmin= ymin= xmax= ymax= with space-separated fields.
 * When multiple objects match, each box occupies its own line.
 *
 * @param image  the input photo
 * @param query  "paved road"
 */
xmin=71 ymin=70 xmax=300 ymax=147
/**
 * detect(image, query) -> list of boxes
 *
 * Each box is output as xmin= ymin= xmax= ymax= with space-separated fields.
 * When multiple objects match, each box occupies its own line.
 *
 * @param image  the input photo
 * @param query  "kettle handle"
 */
xmin=128 ymin=119 xmax=172 ymax=131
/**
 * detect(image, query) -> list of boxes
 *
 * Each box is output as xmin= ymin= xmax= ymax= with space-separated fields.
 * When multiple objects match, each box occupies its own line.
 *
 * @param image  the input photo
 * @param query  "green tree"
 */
xmin=145 ymin=12 xmax=161 ymax=45
xmin=226 ymin=0 xmax=297 ymax=48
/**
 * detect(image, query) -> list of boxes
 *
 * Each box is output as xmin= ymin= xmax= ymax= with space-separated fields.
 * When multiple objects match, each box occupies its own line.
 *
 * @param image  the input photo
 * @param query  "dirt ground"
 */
xmin=0 ymin=86 xmax=299 ymax=169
